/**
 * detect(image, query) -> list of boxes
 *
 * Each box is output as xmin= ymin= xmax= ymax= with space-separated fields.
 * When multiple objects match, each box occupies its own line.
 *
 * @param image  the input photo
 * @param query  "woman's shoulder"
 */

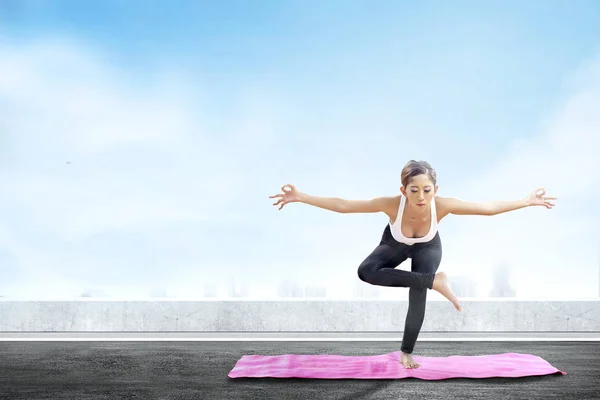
xmin=434 ymin=196 xmax=453 ymax=219
xmin=434 ymin=195 xmax=450 ymax=205
xmin=380 ymin=194 xmax=401 ymax=222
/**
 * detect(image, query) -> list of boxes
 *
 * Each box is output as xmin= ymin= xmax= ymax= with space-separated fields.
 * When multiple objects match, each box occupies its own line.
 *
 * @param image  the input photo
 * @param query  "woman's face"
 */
xmin=401 ymin=174 xmax=437 ymax=207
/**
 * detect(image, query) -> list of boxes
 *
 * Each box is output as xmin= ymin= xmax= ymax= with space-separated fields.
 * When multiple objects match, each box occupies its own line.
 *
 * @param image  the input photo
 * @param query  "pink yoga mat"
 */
xmin=228 ymin=351 xmax=566 ymax=380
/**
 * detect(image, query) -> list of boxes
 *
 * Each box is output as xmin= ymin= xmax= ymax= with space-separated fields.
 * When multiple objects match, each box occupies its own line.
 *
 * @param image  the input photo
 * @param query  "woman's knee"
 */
xmin=357 ymin=259 xmax=377 ymax=283
xmin=357 ymin=262 xmax=370 ymax=282
xmin=357 ymin=243 xmax=402 ymax=284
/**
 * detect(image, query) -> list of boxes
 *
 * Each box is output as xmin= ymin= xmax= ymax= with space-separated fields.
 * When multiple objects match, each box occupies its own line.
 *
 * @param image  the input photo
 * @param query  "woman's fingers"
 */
xmin=271 ymin=184 xmax=296 ymax=210
xmin=282 ymin=183 xmax=296 ymax=192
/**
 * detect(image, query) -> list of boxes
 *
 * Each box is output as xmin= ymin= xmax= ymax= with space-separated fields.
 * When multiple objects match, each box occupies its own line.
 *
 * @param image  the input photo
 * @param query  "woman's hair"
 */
xmin=400 ymin=160 xmax=437 ymax=187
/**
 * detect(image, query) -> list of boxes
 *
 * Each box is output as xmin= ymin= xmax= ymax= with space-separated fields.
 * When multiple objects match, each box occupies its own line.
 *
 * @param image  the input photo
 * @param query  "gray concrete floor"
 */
xmin=2 ymin=331 xmax=600 ymax=340
xmin=0 ymin=341 xmax=596 ymax=400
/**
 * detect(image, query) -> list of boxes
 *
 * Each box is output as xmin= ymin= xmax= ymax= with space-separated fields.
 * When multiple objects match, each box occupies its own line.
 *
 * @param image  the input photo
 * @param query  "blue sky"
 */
xmin=0 ymin=0 xmax=599 ymax=299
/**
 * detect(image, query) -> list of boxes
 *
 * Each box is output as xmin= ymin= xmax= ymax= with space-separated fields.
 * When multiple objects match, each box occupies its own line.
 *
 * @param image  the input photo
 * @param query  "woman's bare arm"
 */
xmin=437 ymin=196 xmax=528 ymax=217
xmin=436 ymin=188 xmax=556 ymax=218
xmin=298 ymin=193 xmax=396 ymax=214
xmin=270 ymin=184 xmax=397 ymax=215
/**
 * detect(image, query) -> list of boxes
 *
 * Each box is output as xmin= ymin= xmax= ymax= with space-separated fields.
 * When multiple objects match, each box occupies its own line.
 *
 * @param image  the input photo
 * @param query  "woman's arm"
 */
xmin=437 ymin=188 xmax=557 ymax=217
xmin=298 ymin=193 xmax=395 ymax=214
xmin=270 ymin=183 xmax=397 ymax=214
xmin=438 ymin=197 xmax=529 ymax=216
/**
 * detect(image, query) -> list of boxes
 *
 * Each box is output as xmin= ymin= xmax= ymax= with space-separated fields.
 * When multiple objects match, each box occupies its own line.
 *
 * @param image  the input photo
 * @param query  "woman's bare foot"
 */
xmin=432 ymin=271 xmax=462 ymax=311
xmin=400 ymin=352 xmax=420 ymax=369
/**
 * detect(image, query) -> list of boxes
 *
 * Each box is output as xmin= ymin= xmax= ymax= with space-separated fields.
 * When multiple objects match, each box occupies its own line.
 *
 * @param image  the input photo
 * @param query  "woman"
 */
xmin=269 ymin=160 xmax=556 ymax=369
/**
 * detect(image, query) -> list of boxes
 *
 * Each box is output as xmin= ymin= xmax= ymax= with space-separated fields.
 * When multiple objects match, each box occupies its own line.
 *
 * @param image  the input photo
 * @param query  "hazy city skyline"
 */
xmin=64 ymin=262 xmax=600 ymax=300
xmin=2 ymin=253 xmax=599 ymax=300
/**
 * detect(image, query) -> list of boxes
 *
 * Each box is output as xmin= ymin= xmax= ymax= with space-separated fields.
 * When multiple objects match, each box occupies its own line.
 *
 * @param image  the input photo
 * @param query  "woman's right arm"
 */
xmin=298 ymin=193 xmax=395 ymax=214
xmin=270 ymin=184 xmax=397 ymax=216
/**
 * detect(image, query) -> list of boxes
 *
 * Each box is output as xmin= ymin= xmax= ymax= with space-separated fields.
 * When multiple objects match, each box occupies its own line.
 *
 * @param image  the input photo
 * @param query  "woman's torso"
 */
xmin=386 ymin=195 xmax=446 ymax=244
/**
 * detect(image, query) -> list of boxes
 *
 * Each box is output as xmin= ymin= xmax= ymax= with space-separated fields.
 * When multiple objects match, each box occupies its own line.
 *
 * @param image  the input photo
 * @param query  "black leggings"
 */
xmin=357 ymin=224 xmax=441 ymax=354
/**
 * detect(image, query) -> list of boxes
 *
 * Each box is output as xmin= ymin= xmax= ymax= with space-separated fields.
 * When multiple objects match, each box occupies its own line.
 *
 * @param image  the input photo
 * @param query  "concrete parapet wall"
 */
xmin=1 ymin=300 xmax=599 ymax=332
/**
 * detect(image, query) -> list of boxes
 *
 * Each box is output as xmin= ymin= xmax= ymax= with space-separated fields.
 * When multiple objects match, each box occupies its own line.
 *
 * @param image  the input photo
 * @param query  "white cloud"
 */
xmin=0 ymin=39 xmax=190 ymax=150
xmin=0 ymin=37 xmax=284 ymax=238
xmin=0 ymin=37 xmax=286 ymax=296
xmin=437 ymin=57 xmax=600 ymax=298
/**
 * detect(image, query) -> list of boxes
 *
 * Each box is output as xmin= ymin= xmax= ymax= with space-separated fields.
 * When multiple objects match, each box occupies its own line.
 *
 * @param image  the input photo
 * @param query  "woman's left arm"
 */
xmin=437 ymin=188 xmax=557 ymax=217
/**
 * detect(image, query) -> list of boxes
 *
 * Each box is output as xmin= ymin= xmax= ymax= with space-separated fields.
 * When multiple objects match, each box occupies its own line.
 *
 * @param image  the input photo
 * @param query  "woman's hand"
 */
xmin=269 ymin=184 xmax=301 ymax=210
xmin=526 ymin=188 xmax=557 ymax=209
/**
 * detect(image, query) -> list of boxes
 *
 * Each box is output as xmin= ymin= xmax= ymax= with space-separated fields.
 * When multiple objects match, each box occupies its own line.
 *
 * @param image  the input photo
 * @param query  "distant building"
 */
xmin=80 ymin=288 xmax=109 ymax=298
xmin=352 ymin=281 xmax=381 ymax=298
xmin=304 ymin=286 xmax=327 ymax=298
xmin=450 ymin=274 xmax=477 ymax=297
xmin=277 ymin=280 xmax=304 ymax=297
xmin=489 ymin=263 xmax=516 ymax=297
xmin=228 ymin=279 xmax=249 ymax=298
